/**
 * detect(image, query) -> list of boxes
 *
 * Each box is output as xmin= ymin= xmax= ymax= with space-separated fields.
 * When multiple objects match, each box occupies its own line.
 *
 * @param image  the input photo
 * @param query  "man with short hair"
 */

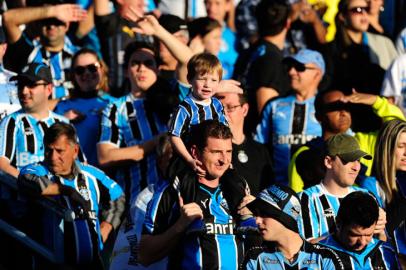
xmin=254 ymin=49 xmax=324 ymax=185
xmin=244 ymin=184 xmax=345 ymax=269
xmin=0 ymin=63 xmax=69 ymax=179
xmin=298 ymin=133 xmax=387 ymax=241
xmin=2 ymin=2 xmax=87 ymax=99
xmin=319 ymin=191 xmax=398 ymax=269
xmin=18 ymin=122 xmax=125 ymax=268
xmin=215 ymin=90 xmax=273 ymax=195
xmin=139 ymin=120 xmax=245 ymax=269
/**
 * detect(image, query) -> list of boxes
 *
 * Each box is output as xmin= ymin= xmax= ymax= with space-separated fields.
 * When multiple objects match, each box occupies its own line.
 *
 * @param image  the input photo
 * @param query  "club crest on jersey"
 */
xmin=79 ymin=187 xmax=90 ymax=201
xmin=220 ymin=198 xmax=230 ymax=212
xmin=323 ymin=208 xmax=335 ymax=217
xmin=24 ymin=127 xmax=34 ymax=135
xmin=263 ymin=258 xmax=278 ymax=264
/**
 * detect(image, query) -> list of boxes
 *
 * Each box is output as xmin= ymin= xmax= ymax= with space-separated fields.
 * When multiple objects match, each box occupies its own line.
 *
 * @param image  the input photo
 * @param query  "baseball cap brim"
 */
xmin=247 ymin=198 xmax=298 ymax=233
xmin=10 ymin=74 xmax=50 ymax=83
xmin=338 ymin=150 xmax=372 ymax=163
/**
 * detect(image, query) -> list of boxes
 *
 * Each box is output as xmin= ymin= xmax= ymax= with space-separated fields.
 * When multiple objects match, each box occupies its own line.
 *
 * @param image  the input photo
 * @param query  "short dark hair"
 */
xmin=44 ymin=122 xmax=78 ymax=146
xmin=336 ymin=192 xmax=379 ymax=229
xmin=190 ymin=120 xmax=232 ymax=151
xmin=256 ymin=0 xmax=290 ymax=37
xmin=187 ymin=17 xmax=221 ymax=40
xmin=314 ymin=87 xmax=352 ymax=121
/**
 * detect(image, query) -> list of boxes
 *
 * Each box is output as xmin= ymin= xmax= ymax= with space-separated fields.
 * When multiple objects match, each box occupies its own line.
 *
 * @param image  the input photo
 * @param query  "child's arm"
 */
xmin=170 ymin=135 xmax=205 ymax=176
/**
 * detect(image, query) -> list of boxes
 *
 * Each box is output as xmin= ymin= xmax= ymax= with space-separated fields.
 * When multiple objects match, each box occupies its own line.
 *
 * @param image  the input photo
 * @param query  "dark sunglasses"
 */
xmin=130 ymin=59 xmax=156 ymax=68
xmin=285 ymin=62 xmax=318 ymax=73
xmin=323 ymin=101 xmax=351 ymax=112
xmin=73 ymin=63 xmax=100 ymax=75
xmin=348 ymin=6 xmax=370 ymax=14
xmin=41 ymin=18 xmax=67 ymax=27
xmin=18 ymin=81 xmax=49 ymax=90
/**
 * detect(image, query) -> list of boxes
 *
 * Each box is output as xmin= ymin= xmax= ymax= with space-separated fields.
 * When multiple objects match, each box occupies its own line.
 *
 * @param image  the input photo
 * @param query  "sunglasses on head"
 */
xmin=348 ymin=6 xmax=370 ymax=14
xmin=73 ymin=63 xmax=100 ymax=75
xmin=130 ymin=59 xmax=156 ymax=68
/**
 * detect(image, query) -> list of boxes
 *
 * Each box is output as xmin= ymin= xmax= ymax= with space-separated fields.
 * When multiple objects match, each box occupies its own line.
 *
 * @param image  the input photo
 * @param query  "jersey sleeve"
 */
xmin=168 ymin=105 xmax=190 ymax=137
xmin=372 ymin=96 xmax=405 ymax=122
xmin=254 ymin=102 xmax=273 ymax=144
xmin=288 ymin=146 xmax=309 ymax=192
xmin=143 ymin=182 xmax=178 ymax=235
xmin=0 ymin=116 xmax=17 ymax=162
xmin=17 ymin=163 xmax=52 ymax=196
xmin=98 ymin=102 xmax=123 ymax=146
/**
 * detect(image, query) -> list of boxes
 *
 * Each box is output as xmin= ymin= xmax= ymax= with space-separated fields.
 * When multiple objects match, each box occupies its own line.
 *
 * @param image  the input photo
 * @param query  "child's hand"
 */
xmin=188 ymin=158 xmax=206 ymax=177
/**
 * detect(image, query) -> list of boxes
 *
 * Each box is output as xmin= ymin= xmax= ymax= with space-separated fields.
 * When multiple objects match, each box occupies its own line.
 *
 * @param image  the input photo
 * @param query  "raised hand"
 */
xmin=174 ymin=196 xmax=204 ymax=233
xmin=52 ymin=4 xmax=87 ymax=23
xmin=340 ymin=88 xmax=377 ymax=106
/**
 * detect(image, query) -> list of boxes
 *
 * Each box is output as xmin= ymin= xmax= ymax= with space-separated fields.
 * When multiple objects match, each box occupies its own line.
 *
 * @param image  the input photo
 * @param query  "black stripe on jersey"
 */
xmin=22 ymin=117 xmax=35 ymax=153
xmin=210 ymin=102 xmax=219 ymax=121
xmin=291 ymin=103 xmax=306 ymax=155
xmin=4 ymin=117 xmax=16 ymax=159
xmin=144 ymin=105 xmax=158 ymax=136
xmin=310 ymin=243 xmax=349 ymax=270
xmin=107 ymin=104 xmax=119 ymax=144
xmin=126 ymin=102 xmax=141 ymax=140
xmin=139 ymin=158 xmax=148 ymax=191
xmin=300 ymin=192 xmax=314 ymax=239
xmin=368 ymin=243 xmax=387 ymax=269
xmin=284 ymin=263 xmax=299 ymax=270
xmin=37 ymin=121 xmax=48 ymax=134
xmin=199 ymin=234 xmax=220 ymax=270
xmin=319 ymin=194 xmax=336 ymax=234
xmin=197 ymin=103 xmax=206 ymax=124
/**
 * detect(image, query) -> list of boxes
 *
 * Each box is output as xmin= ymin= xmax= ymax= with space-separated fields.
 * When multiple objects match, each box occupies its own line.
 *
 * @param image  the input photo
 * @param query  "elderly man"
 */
xmin=139 ymin=120 xmax=247 ymax=269
xmin=18 ymin=122 xmax=125 ymax=268
xmin=255 ymin=49 xmax=325 ymax=185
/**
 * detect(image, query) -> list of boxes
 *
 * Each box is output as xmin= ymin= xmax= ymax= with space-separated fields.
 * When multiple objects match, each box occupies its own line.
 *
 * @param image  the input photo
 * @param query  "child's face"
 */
xmin=191 ymin=72 xmax=220 ymax=101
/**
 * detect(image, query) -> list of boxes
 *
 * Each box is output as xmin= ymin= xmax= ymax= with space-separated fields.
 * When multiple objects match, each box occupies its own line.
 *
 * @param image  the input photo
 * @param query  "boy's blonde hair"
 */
xmin=187 ymin=53 xmax=223 ymax=82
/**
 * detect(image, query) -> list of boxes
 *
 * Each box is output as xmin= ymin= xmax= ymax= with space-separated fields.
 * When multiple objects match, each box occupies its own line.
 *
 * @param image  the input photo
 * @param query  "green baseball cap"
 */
xmin=326 ymin=134 xmax=372 ymax=163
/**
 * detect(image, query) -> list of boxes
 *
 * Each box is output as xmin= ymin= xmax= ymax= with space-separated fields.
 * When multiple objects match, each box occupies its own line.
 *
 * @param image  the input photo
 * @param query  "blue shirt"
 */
xmin=218 ymin=26 xmax=238 ymax=80
xmin=254 ymin=95 xmax=321 ymax=185
xmin=0 ymin=64 xmax=19 ymax=120
xmin=98 ymin=93 xmax=167 ymax=203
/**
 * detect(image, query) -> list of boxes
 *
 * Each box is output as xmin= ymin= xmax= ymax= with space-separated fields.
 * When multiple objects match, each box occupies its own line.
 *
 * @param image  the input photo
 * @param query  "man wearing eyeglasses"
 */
xmin=2 ymin=2 xmax=87 ymax=99
xmin=254 ymin=49 xmax=324 ymax=186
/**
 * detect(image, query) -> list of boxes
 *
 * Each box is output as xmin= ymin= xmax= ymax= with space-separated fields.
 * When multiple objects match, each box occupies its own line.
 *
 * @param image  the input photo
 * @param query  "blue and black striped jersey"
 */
xmin=168 ymin=94 xmax=227 ymax=141
xmin=0 ymin=110 xmax=68 ymax=169
xmin=143 ymin=181 xmax=243 ymax=270
xmin=98 ymin=93 xmax=167 ymax=203
xmin=298 ymin=184 xmax=368 ymax=240
xmin=244 ymin=241 xmax=346 ymax=270
xmin=319 ymin=235 xmax=399 ymax=269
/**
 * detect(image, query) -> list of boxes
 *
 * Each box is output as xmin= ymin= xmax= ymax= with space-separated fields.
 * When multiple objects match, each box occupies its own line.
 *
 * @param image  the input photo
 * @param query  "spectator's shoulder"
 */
xmin=20 ymin=162 xmax=47 ymax=176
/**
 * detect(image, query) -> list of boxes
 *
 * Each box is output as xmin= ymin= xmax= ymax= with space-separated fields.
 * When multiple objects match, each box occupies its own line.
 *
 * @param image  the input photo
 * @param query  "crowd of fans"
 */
xmin=0 ymin=0 xmax=405 ymax=269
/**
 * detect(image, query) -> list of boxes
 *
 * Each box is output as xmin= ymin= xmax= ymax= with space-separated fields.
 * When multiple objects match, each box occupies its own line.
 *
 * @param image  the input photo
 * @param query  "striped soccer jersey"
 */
xmin=244 ymin=241 xmax=346 ymax=270
xmin=319 ymin=235 xmax=399 ymax=269
xmin=254 ymin=95 xmax=321 ymax=186
xmin=19 ymin=161 xmax=124 ymax=250
xmin=168 ymin=94 xmax=227 ymax=141
xmin=98 ymin=93 xmax=167 ymax=203
xmin=144 ymin=182 xmax=243 ymax=270
xmin=0 ymin=110 xmax=68 ymax=169
xmin=298 ymin=184 xmax=368 ymax=240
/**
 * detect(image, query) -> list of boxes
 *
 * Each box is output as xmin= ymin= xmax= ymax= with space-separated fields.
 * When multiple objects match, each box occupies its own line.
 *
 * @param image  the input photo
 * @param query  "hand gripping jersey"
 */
xmin=168 ymin=94 xmax=228 ymax=141
xmin=143 ymin=177 xmax=243 ymax=270
xmin=319 ymin=235 xmax=399 ymax=269
xmin=0 ymin=110 xmax=69 ymax=169
xmin=243 ymin=241 xmax=346 ymax=270
xmin=298 ymin=184 xmax=368 ymax=240
xmin=254 ymin=95 xmax=321 ymax=185
xmin=98 ymin=93 xmax=167 ymax=203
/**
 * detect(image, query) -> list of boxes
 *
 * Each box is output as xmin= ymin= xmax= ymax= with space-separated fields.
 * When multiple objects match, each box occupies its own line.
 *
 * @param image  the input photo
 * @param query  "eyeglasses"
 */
xmin=348 ymin=6 xmax=370 ymax=14
xmin=286 ymin=63 xmax=319 ymax=73
xmin=130 ymin=59 xmax=156 ymax=68
xmin=224 ymin=104 xmax=242 ymax=113
xmin=73 ymin=63 xmax=100 ymax=76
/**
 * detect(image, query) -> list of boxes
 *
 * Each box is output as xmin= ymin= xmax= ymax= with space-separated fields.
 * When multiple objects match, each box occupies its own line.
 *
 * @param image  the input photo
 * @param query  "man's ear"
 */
xmin=242 ymin=103 xmax=249 ymax=117
xmin=324 ymin=155 xmax=333 ymax=169
xmin=73 ymin=143 xmax=79 ymax=159
xmin=46 ymin=84 xmax=53 ymax=98
xmin=190 ymin=145 xmax=200 ymax=160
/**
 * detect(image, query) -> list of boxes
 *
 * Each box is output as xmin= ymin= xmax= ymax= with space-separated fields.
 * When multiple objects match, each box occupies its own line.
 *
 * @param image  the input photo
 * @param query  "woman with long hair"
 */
xmin=360 ymin=119 xmax=406 ymax=267
xmin=54 ymin=48 xmax=115 ymax=166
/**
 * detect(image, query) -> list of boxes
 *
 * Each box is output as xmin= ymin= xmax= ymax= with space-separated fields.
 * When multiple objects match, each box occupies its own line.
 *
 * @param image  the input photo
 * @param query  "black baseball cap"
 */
xmin=159 ymin=14 xmax=188 ymax=34
xmin=11 ymin=63 xmax=53 ymax=84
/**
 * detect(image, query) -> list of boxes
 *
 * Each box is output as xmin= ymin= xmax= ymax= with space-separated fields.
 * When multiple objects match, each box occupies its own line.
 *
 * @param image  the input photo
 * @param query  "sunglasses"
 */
xmin=18 ymin=81 xmax=49 ymax=90
xmin=73 ymin=63 xmax=100 ymax=75
xmin=286 ymin=62 xmax=318 ymax=73
xmin=41 ymin=18 xmax=67 ymax=27
xmin=348 ymin=6 xmax=370 ymax=14
xmin=130 ymin=59 xmax=156 ymax=68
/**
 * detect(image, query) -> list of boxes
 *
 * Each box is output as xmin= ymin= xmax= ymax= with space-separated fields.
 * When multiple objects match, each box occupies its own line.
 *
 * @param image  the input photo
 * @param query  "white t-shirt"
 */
xmin=381 ymin=54 xmax=406 ymax=112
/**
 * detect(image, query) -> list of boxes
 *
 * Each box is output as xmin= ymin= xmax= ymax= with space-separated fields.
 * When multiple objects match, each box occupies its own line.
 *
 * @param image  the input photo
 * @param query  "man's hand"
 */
xmin=51 ymin=4 xmax=87 ymax=23
xmin=216 ymin=80 xmax=244 ymax=94
xmin=64 ymin=109 xmax=86 ymax=123
xmin=299 ymin=3 xmax=319 ymax=24
xmin=174 ymin=196 xmax=204 ymax=233
xmin=340 ymin=89 xmax=377 ymax=106
xmin=374 ymin=207 xmax=387 ymax=241
xmin=100 ymin=221 xmax=113 ymax=243
xmin=237 ymin=195 xmax=255 ymax=216
xmin=187 ymin=158 xmax=206 ymax=177
xmin=122 ymin=7 xmax=162 ymax=37
xmin=59 ymin=185 xmax=91 ymax=214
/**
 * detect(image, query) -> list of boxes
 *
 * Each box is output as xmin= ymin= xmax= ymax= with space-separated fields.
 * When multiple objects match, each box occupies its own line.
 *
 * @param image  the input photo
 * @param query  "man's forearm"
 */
xmin=0 ymin=158 xmax=19 ymax=179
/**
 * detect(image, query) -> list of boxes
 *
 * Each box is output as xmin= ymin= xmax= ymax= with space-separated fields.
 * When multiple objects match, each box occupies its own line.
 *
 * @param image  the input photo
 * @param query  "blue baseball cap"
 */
xmin=246 ymin=185 xmax=301 ymax=233
xmin=285 ymin=49 xmax=326 ymax=75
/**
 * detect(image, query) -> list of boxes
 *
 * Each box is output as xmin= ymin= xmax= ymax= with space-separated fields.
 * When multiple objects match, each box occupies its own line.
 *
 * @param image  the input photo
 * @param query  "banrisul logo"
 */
xmin=206 ymin=219 xmax=234 ymax=235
